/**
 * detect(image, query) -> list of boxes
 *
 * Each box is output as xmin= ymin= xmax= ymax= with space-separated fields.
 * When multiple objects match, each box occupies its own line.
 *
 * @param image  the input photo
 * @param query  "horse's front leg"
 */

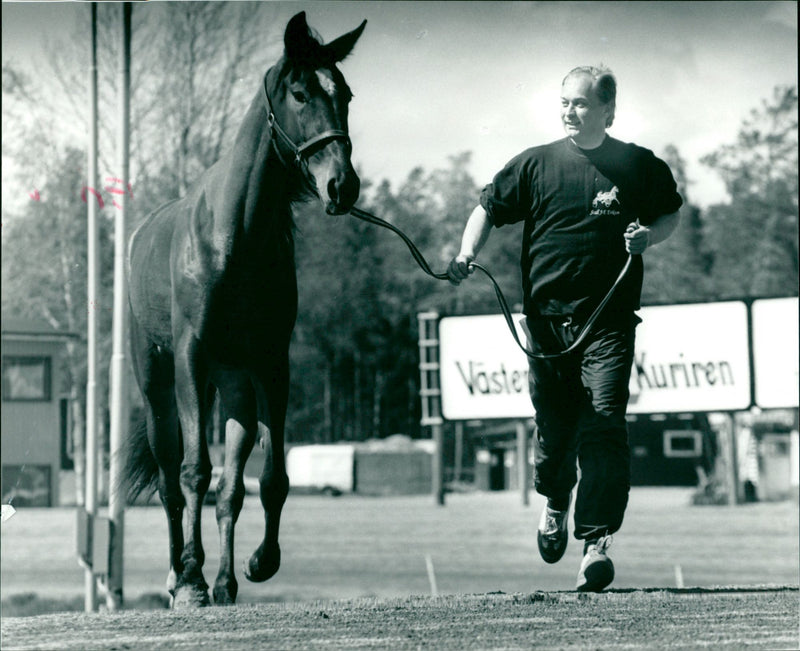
xmin=172 ymin=335 xmax=213 ymax=608
xmin=212 ymin=374 xmax=257 ymax=605
xmin=245 ymin=358 xmax=290 ymax=583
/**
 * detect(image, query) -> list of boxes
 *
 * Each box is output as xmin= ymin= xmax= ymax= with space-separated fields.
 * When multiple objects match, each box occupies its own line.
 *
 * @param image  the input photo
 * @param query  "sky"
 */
xmin=2 ymin=0 xmax=798 ymax=210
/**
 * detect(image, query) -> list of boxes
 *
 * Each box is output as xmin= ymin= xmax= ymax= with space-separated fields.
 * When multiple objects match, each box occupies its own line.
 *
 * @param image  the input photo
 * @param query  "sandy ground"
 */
xmin=2 ymin=588 xmax=798 ymax=650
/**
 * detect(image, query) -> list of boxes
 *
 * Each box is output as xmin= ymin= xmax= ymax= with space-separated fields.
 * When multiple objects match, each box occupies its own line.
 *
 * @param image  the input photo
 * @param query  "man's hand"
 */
xmin=447 ymin=253 xmax=475 ymax=286
xmin=624 ymin=222 xmax=650 ymax=255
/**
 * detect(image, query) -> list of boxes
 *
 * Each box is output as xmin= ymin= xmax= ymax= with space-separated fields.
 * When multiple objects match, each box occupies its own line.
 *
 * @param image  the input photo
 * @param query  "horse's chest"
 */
xmin=201 ymin=260 xmax=298 ymax=358
xmin=221 ymin=251 xmax=295 ymax=299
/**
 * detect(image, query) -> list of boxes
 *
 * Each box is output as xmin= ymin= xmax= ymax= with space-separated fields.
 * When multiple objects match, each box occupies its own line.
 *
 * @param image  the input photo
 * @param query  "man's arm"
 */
xmin=447 ymin=205 xmax=494 ymax=285
xmin=624 ymin=209 xmax=681 ymax=255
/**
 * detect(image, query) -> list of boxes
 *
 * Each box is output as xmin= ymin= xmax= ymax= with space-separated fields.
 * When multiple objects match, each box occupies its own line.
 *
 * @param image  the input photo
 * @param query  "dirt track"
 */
xmin=2 ymin=587 xmax=797 ymax=650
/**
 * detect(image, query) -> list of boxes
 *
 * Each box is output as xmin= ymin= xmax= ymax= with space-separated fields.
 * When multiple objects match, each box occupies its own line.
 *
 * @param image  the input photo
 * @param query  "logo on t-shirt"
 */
xmin=591 ymin=186 xmax=620 ymax=216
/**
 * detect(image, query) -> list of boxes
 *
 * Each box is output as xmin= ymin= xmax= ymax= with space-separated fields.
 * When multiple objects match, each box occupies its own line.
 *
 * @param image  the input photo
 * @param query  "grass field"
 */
xmin=2 ymin=487 xmax=797 ymax=612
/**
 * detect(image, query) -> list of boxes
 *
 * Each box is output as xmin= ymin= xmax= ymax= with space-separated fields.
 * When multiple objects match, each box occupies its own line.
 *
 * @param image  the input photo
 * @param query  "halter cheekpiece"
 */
xmin=262 ymin=72 xmax=351 ymax=166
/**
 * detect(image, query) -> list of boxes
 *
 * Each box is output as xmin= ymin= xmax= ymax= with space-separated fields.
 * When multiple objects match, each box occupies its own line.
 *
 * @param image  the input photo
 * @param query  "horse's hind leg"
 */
xmin=129 ymin=322 xmax=185 ymax=603
xmin=212 ymin=373 xmax=257 ymax=605
xmin=245 ymin=357 xmax=290 ymax=583
xmin=172 ymin=335 xmax=213 ymax=607
xmin=145 ymin=395 xmax=184 ymax=600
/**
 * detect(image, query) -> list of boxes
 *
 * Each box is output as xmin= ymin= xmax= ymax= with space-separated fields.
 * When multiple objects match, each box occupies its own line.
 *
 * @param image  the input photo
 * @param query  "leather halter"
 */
xmin=262 ymin=71 xmax=351 ymax=166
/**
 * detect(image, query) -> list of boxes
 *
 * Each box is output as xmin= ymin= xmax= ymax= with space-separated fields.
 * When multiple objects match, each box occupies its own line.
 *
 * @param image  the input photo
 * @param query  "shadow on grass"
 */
xmin=1 ymin=591 xmax=309 ymax=617
xmin=2 ymin=591 xmax=170 ymax=617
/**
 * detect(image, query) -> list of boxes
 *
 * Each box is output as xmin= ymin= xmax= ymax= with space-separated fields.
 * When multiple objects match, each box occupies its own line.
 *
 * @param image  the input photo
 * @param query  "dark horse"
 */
xmin=125 ymin=12 xmax=366 ymax=607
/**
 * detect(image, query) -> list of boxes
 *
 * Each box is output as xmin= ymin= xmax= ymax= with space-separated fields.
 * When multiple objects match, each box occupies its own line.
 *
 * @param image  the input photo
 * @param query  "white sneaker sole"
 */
xmin=576 ymin=557 xmax=614 ymax=592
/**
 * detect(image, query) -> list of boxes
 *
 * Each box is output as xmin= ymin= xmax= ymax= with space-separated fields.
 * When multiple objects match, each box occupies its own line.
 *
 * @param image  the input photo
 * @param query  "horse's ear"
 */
xmin=284 ymin=12 xmax=322 ymax=64
xmin=323 ymin=19 xmax=367 ymax=63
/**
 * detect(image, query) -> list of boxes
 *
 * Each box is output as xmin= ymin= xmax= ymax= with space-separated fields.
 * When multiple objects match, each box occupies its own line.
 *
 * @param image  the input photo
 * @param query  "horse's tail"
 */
xmin=122 ymin=414 xmax=159 ymax=504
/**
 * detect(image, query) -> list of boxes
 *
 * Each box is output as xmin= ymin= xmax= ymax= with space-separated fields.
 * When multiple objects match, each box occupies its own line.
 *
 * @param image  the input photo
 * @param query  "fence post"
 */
xmin=453 ymin=421 xmax=464 ymax=484
xmin=725 ymin=412 xmax=740 ymax=506
xmin=516 ymin=420 xmax=529 ymax=506
xmin=418 ymin=312 xmax=445 ymax=506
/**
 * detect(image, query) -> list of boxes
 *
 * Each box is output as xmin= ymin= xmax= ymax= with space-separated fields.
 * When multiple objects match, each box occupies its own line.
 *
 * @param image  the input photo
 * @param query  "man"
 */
xmin=448 ymin=66 xmax=681 ymax=592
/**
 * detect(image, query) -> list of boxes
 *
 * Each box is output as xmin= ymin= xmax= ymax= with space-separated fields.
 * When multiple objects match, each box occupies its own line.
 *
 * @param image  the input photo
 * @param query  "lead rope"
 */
xmin=349 ymin=206 xmax=634 ymax=360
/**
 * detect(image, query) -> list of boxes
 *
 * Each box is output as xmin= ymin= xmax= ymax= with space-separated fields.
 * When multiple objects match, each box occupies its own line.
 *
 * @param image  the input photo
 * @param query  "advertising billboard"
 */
xmin=751 ymin=297 xmax=799 ymax=409
xmin=439 ymin=314 xmax=532 ymax=420
xmin=627 ymin=302 xmax=751 ymax=414
xmin=439 ymin=300 xmax=756 ymax=420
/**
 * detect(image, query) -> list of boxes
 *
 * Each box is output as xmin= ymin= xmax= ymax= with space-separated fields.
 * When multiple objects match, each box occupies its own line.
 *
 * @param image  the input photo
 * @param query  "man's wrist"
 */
xmin=641 ymin=225 xmax=654 ymax=248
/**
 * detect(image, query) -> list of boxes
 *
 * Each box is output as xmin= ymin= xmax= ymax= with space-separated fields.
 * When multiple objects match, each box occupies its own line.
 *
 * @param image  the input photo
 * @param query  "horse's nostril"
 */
xmin=327 ymin=178 xmax=339 ymax=204
xmin=327 ymin=173 xmax=360 ymax=210
xmin=342 ymin=175 xmax=359 ymax=205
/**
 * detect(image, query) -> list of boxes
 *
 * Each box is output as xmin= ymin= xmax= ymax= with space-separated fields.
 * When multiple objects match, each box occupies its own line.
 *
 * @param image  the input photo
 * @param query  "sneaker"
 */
xmin=576 ymin=535 xmax=614 ymax=592
xmin=537 ymin=497 xmax=570 ymax=564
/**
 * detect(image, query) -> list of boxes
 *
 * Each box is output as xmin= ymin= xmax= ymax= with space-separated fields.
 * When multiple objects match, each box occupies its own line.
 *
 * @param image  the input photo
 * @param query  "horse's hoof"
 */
xmin=244 ymin=544 xmax=280 ymax=583
xmin=213 ymin=582 xmax=238 ymax=606
xmin=166 ymin=569 xmax=178 ymax=596
xmin=172 ymin=585 xmax=211 ymax=609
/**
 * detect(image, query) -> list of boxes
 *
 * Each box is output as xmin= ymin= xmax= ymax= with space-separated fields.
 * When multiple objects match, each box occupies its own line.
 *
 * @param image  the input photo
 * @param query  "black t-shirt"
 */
xmin=480 ymin=136 xmax=683 ymax=322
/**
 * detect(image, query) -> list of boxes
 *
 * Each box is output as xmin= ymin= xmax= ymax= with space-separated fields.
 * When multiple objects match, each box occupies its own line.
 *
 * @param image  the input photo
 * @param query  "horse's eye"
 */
xmin=292 ymin=91 xmax=308 ymax=104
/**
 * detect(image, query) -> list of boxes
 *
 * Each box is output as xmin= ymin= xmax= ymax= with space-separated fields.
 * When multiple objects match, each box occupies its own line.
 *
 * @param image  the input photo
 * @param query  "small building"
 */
xmin=283 ymin=435 xmax=434 ymax=496
xmin=354 ymin=436 xmax=435 ymax=496
xmin=1 ymin=319 xmax=77 ymax=507
xmin=626 ymin=413 xmax=714 ymax=486
xmin=471 ymin=420 xmax=534 ymax=492
xmin=469 ymin=414 xmax=713 ymax=491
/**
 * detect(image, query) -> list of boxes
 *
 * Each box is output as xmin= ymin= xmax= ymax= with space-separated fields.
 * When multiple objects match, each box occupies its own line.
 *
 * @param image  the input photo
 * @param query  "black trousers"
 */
xmin=525 ymin=315 xmax=638 ymax=541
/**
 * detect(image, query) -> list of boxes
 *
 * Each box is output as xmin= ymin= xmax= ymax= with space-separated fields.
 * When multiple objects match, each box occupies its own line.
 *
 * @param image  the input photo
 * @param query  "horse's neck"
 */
xmin=207 ymin=90 xmax=293 ymax=257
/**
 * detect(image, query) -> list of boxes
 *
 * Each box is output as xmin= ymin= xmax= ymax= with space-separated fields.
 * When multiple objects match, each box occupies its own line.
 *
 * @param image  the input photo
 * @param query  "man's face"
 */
xmin=560 ymin=74 xmax=610 ymax=148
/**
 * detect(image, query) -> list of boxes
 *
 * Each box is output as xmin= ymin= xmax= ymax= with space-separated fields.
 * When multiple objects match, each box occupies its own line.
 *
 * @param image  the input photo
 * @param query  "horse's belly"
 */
xmin=128 ymin=208 xmax=177 ymax=348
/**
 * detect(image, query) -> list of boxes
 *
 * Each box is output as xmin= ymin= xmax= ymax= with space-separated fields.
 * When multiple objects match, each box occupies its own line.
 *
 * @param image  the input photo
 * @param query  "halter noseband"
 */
xmin=262 ymin=72 xmax=351 ymax=166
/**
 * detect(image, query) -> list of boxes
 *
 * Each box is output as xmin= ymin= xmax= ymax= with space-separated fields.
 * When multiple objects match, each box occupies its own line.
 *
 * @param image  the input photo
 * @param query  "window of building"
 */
xmin=1 ymin=356 xmax=52 ymax=402
xmin=1 ymin=464 xmax=52 ymax=507
xmin=662 ymin=430 xmax=702 ymax=458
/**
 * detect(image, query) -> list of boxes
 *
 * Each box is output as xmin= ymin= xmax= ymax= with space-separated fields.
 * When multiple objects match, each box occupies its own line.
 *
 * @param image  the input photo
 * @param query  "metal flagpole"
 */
xmin=106 ymin=1 xmax=132 ymax=610
xmin=83 ymin=2 xmax=100 ymax=614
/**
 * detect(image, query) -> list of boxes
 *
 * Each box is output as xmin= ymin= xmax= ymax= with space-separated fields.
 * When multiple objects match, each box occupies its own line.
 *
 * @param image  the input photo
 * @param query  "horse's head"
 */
xmin=267 ymin=12 xmax=366 ymax=215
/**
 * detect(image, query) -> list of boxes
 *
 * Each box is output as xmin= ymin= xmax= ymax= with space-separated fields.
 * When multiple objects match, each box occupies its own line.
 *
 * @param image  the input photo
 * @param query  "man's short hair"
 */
xmin=563 ymin=65 xmax=617 ymax=127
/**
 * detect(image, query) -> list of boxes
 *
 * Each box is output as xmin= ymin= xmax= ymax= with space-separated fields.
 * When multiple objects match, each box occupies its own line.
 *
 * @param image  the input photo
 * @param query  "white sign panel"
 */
xmin=439 ymin=301 xmax=753 ymax=420
xmin=440 ymin=314 xmax=532 ymax=420
xmin=752 ymin=297 xmax=799 ymax=409
xmin=628 ymin=301 xmax=751 ymax=414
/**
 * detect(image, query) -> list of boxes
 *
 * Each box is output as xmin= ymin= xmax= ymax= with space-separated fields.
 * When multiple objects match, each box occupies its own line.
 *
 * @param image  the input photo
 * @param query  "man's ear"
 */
xmin=605 ymin=102 xmax=616 ymax=128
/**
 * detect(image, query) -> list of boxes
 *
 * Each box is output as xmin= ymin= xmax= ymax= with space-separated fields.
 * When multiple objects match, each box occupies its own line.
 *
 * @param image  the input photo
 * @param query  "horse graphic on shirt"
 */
xmin=593 ymin=186 xmax=620 ymax=209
